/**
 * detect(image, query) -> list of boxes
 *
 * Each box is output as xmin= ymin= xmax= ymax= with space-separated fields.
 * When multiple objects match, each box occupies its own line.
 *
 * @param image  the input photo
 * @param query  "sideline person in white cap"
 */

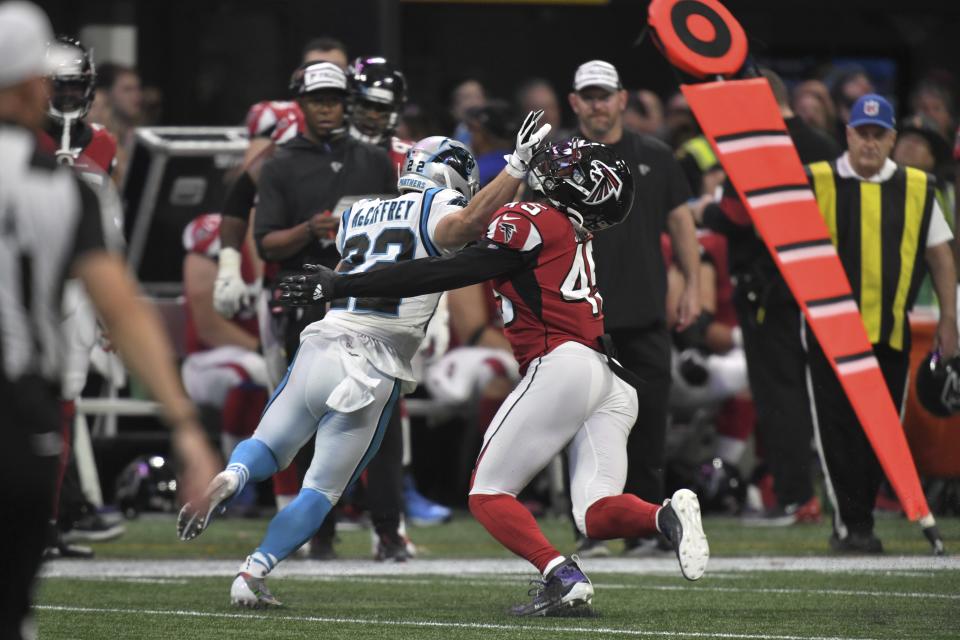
xmin=0 ymin=3 xmax=219 ymax=637
xmin=565 ymin=59 xmax=702 ymax=558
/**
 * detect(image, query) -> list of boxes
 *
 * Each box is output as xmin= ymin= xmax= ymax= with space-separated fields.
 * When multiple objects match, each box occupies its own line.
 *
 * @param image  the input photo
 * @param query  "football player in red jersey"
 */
xmin=281 ymin=139 xmax=710 ymax=615
xmin=181 ymin=214 xmax=268 ymax=471
xmin=36 ymin=36 xmax=117 ymax=186
xmin=37 ymin=36 xmax=125 ymax=559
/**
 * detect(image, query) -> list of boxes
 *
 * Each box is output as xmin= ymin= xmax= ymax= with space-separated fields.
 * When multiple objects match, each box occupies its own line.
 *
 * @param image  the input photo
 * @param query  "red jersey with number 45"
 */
xmin=486 ymin=202 xmax=604 ymax=372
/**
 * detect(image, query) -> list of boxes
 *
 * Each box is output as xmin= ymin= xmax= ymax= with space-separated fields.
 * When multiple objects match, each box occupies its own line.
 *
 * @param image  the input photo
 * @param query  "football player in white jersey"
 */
xmin=176 ymin=110 xmax=551 ymax=607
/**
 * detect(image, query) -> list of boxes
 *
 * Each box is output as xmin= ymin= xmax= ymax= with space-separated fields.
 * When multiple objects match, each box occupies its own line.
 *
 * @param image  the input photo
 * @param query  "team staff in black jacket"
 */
xmin=255 ymin=62 xmax=395 ymax=275
xmin=567 ymin=60 xmax=701 ymax=556
xmin=699 ymin=69 xmax=840 ymax=525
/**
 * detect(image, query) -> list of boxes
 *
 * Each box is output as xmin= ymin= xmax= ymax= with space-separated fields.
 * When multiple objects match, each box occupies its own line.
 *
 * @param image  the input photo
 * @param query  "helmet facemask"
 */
xmin=348 ymin=96 xmax=399 ymax=145
xmin=46 ymin=38 xmax=95 ymax=123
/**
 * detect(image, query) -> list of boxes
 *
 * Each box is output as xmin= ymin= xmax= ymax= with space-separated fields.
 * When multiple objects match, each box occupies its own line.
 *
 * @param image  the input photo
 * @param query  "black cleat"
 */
xmin=829 ymin=531 xmax=883 ymax=554
xmin=374 ymin=531 xmax=412 ymax=562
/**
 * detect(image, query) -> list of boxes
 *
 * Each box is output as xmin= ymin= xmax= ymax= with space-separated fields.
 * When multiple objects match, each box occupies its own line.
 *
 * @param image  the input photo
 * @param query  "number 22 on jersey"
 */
xmin=333 ymin=227 xmax=416 ymax=315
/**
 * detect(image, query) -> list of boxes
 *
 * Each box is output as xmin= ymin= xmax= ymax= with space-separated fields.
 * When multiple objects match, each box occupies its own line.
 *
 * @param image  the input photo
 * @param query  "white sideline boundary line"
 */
xmin=40 ymin=556 xmax=960 ymax=579
xmin=35 ymin=604 xmax=881 ymax=640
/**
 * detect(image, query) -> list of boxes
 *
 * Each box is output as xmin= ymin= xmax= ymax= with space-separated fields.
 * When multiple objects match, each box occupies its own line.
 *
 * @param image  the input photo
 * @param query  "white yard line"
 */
xmin=34 ymin=604 xmax=881 ymax=640
xmin=40 ymin=555 xmax=960 ymax=579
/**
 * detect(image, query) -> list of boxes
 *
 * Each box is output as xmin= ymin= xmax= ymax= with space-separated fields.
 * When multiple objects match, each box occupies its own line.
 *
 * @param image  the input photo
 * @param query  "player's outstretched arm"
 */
xmin=434 ymin=110 xmax=550 ymax=250
xmin=280 ymin=242 xmax=530 ymax=305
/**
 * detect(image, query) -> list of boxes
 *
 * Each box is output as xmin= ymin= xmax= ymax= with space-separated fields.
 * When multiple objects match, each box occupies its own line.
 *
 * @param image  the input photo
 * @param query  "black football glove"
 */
xmin=277 ymin=264 xmax=339 ymax=307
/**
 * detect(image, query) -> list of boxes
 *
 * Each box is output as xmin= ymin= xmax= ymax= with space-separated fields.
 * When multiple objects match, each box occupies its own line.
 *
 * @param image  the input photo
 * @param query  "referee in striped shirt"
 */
xmin=0 ymin=4 xmax=218 ymax=637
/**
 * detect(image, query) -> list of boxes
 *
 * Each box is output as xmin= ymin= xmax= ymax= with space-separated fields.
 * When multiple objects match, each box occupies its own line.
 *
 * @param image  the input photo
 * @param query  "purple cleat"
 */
xmin=511 ymin=557 xmax=593 ymax=616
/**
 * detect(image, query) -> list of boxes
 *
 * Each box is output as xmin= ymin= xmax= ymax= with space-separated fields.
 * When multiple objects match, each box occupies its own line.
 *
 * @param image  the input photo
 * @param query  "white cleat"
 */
xmin=658 ymin=488 xmax=710 ymax=581
xmin=230 ymin=572 xmax=282 ymax=608
xmin=177 ymin=470 xmax=239 ymax=541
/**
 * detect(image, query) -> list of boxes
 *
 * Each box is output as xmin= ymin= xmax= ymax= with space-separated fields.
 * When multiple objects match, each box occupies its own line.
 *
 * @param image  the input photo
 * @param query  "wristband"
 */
xmin=503 ymin=154 xmax=527 ymax=179
xmin=218 ymin=247 xmax=242 ymax=277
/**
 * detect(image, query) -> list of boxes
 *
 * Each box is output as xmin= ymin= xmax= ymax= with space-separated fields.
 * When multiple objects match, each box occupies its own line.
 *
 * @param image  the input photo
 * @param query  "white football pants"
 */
xmin=181 ymin=345 xmax=270 ymax=408
xmin=251 ymin=333 xmax=400 ymax=504
xmin=470 ymin=341 xmax=639 ymax=534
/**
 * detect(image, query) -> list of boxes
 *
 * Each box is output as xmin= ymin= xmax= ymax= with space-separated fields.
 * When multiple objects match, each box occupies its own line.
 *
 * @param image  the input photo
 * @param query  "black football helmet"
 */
xmin=527 ymin=138 xmax=634 ymax=232
xmin=347 ymin=56 xmax=407 ymax=144
xmin=916 ymin=350 xmax=960 ymax=417
xmin=690 ymin=457 xmax=746 ymax=515
xmin=46 ymin=36 xmax=96 ymax=122
xmin=114 ymin=455 xmax=178 ymax=518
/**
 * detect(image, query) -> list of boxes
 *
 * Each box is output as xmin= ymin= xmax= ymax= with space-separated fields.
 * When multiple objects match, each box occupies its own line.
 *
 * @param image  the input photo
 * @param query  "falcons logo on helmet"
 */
xmin=584 ymin=160 xmax=623 ymax=205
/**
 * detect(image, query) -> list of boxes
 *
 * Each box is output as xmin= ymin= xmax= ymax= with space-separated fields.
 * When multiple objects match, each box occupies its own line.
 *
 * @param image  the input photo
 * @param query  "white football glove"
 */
xmin=504 ymin=109 xmax=552 ymax=179
xmin=213 ymin=247 xmax=249 ymax=317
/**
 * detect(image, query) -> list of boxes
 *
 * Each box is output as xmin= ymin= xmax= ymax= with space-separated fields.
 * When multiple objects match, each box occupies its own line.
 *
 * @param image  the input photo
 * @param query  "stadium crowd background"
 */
xmin=35 ymin=0 xmax=960 ymax=551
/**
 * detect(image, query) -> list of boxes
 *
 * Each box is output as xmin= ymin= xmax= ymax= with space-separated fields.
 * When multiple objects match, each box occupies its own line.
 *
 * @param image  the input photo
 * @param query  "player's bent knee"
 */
xmin=249 ymin=433 xmax=295 ymax=470
xmin=300 ymin=480 xmax=340 ymax=506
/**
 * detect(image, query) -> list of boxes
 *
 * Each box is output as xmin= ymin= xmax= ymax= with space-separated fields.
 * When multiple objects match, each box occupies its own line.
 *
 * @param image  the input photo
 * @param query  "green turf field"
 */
xmin=36 ymin=513 xmax=960 ymax=639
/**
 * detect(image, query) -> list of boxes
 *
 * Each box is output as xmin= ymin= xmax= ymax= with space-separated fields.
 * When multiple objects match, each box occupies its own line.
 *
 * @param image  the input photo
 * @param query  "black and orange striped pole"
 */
xmin=645 ymin=0 xmax=943 ymax=554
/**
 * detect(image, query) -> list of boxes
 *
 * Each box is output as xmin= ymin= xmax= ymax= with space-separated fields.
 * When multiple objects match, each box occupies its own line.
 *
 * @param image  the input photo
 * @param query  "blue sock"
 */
xmin=256 ymin=488 xmax=333 ymax=564
xmin=227 ymin=438 xmax=279 ymax=491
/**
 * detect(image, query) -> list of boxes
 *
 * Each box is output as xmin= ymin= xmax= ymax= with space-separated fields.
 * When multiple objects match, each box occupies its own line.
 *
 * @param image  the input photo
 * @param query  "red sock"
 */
xmin=585 ymin=494 xmax=660 ymax=540
xmin=469 ymin=493 xmax=561 ymax=574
